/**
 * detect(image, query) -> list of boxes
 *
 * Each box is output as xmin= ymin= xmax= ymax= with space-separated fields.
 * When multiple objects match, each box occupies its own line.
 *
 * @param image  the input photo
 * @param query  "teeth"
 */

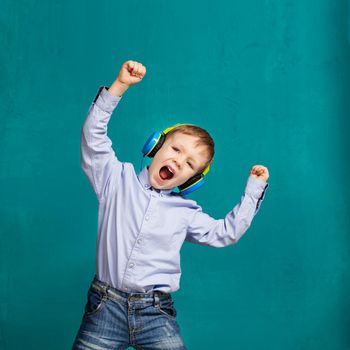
xmin=167 ymin=166 xmax=174 ymax=174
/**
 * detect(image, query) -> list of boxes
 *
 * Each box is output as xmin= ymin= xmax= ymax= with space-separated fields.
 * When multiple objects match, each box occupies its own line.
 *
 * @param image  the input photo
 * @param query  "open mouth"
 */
xmin=159 ymin=165 xmax=175 ymax=181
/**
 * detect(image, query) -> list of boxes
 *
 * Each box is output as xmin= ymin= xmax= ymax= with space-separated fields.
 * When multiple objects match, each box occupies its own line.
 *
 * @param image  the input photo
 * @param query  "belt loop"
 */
xmin=101 ymin=284 xmax=109 ymax=300
xmin=154 ymin=293 xmax=160 ymax=307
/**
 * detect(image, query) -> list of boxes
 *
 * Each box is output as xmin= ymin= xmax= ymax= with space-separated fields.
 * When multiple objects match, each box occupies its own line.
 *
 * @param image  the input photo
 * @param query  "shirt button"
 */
xmin=145 ymin=215 xmax=150 ymax=221
xmin=129 ymin=262 xmax=134 ymax=268
xmin=137 ymin=238 xmax=142 ymax=244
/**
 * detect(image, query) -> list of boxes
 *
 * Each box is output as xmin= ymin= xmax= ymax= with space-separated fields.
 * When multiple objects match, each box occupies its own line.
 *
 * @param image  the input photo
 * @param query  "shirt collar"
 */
xmin=138 ymin=165 xmax=176 ymax=196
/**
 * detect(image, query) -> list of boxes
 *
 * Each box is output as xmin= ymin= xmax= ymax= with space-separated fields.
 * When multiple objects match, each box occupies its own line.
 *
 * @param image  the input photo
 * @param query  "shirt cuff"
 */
xmin=244 ymin=175 xmax=269 ymax=199
xmin=93 ymin=85 xmax=122 ymax=114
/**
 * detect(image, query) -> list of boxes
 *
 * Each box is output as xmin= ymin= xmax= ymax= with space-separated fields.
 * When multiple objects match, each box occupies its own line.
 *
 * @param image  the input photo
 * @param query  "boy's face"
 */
xmin=148 ymin=132 xmax=210 ymax=191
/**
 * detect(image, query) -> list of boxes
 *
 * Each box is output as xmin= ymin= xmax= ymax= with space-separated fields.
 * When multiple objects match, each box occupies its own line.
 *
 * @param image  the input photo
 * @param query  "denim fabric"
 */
xmin=72 ymin=275 xmax=186 ymax=349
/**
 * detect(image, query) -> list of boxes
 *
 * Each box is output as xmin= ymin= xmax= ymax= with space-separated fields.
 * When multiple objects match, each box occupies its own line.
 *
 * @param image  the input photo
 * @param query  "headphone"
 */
xmin=141 ymin=123 xmax=211 ymax=196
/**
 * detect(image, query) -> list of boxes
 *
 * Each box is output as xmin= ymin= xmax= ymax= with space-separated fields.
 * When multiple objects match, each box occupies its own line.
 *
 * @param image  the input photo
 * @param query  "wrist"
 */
xmin=108 ymin=79 xmax=129 ymax=97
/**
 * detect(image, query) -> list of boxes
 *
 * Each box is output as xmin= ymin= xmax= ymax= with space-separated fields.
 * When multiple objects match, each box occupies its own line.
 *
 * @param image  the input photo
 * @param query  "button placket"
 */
xmin=144 ymin=195 xmax=155 ymax=223
xmin=123 ymin=195 xmax=154 ymax=286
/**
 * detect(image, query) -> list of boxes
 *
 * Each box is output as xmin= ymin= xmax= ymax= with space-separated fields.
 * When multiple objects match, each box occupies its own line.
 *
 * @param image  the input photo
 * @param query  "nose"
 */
xmin=173 ymin=158 xmax=182 ymax=171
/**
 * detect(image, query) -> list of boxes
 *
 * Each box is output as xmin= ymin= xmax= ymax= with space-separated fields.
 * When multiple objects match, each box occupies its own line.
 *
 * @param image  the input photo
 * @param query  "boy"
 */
xmin=72 ymin=60 xmax=269 ymax=350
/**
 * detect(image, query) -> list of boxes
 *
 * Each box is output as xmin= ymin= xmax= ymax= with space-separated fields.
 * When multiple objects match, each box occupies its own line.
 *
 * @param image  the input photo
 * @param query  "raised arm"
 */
xmin=185 ymin=174 xmax=269 ymax=247
xmin=80 ymin=60 xmax=147 ymax=200
xmin=80 ymin=85 xmax=123 ymax=201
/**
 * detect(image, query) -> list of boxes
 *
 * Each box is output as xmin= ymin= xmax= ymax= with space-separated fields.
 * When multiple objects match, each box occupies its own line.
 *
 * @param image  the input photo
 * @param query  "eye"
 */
xmin=172 ymin=146 xmax=193 ymax=169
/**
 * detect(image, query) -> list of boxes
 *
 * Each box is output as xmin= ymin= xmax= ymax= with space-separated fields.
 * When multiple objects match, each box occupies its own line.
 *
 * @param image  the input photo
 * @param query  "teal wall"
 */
xmin=1 ymin=1 xmax=350 ymax=349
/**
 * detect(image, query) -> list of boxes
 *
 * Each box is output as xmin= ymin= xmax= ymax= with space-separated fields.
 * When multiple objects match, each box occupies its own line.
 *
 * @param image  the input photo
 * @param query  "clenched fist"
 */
xmin=250 ymin=165 xmax=269 ymax=182
xmin=116 ymin=60 xmax=146 ymax=87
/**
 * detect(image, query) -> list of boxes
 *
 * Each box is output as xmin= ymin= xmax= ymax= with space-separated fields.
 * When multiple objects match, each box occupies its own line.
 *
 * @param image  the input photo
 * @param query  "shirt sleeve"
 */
xmin=80 ymin=85 xmax=123 ymax=201
xmin=185 ymin=175 xmax=269 ymax=247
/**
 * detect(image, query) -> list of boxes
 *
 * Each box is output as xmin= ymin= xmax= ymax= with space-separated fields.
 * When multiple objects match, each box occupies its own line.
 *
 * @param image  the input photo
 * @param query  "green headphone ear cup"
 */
xmin=148 ymin=133 xmax=166 ymax=158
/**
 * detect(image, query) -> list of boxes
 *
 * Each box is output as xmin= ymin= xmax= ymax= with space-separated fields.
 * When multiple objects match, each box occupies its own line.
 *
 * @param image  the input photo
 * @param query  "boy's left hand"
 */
xmin=250 ymin=165 xmax=269 ymax=182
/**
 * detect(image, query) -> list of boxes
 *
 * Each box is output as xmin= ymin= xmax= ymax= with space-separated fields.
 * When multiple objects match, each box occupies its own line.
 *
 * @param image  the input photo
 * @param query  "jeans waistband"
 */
xmin=90 ymin=275 xmax=171 ymax=302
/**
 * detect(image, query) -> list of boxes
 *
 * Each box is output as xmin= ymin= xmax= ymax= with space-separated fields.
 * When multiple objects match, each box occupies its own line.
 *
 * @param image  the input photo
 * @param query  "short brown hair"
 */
xmin=165 ymin=124 xmax=215 ymax=174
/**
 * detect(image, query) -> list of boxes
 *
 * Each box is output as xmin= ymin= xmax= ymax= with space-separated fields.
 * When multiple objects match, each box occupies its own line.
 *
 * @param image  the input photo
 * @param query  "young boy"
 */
xmin=72 ymin=60 xmax=269 ymax=350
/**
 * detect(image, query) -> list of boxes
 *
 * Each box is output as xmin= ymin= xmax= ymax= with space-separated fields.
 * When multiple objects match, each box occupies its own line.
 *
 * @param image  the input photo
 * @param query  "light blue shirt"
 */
xmin=80 ymin=85 xmax=269 ymax=293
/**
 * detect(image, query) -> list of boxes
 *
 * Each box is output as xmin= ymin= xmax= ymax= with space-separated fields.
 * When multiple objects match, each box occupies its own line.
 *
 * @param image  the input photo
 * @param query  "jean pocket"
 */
xmin=84 ymin=287 xmax=107 ymax=317
xmin=155 ymin=298 xmax=177 ymax=320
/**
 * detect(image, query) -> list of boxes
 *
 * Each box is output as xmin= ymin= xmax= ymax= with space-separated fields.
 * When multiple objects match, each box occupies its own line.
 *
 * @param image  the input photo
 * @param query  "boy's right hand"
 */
xmin=116 ymin=60 xmax=147 ymax=87
xmin=250 ymin=165 xmax=269 ymax=182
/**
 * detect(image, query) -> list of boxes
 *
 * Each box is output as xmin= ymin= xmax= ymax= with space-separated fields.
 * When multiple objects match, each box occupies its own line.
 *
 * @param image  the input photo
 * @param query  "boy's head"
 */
xmin=148 ymin=124 xmax=215 ymax=191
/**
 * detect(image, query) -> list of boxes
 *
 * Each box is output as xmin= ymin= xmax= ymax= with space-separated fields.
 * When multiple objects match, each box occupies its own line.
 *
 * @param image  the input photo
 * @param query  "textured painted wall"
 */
xmin=1 ymin=0 xmax=349 ymax=349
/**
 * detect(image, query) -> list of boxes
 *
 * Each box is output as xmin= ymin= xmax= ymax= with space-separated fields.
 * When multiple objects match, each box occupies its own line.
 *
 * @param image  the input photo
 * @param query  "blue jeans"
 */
xmin=72 ymin=275 xmax=186 ymax=349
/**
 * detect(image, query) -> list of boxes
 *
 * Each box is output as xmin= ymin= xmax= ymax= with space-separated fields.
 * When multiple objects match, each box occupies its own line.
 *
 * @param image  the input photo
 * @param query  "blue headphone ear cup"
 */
xmin=180 ymin=179 xmax=205 ymax=195
xmin=147 ymin=133 xmax=166 ymax=158
xmin=142 ymin=132 xmax=157 ymax=156
xmin=142 ymin=131 xmax=165 ymax=158
xmin=178 ymin=173 xmax=203 ymax=193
